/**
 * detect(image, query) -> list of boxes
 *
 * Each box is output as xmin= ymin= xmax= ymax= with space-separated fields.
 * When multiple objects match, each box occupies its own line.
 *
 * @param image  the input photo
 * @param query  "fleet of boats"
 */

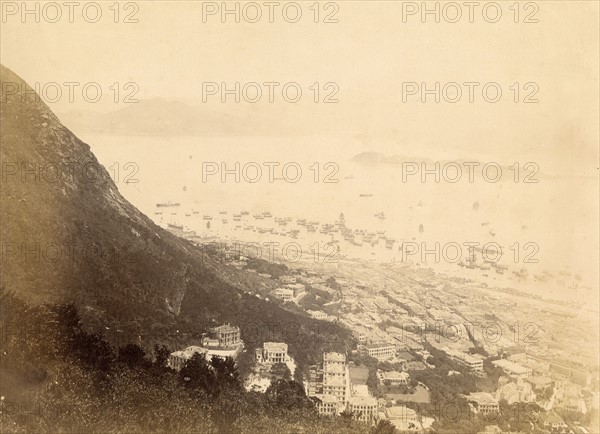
xmin=156 ymin=203 xmax=510 ymax=276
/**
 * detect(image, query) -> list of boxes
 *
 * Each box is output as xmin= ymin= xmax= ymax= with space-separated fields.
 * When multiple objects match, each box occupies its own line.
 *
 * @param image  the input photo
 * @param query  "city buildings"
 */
xmin=307 ymin=351 xmax=379 ymax=423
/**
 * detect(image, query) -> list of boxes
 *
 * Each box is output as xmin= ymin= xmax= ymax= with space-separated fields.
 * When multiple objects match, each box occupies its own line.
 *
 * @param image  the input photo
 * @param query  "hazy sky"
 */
xmin=2 ymin=1 xmax=599 ymax=171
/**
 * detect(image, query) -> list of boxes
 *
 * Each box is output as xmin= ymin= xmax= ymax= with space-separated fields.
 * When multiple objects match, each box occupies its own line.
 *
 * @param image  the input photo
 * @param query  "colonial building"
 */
xmin=306 ymin=352 xmax=351 ymax=415
xmin=358 ymin=342 xmax=396 ymax=360
xmin=273 ymin=287 xmax=294 ymax=302
xmin=210 ymin=323 xmax=241 ymax=348
xmin=378 ymin=370 xmax=410 ymax=386
xmin=444 ymin=348 xmax=484 ymax=372
xmin=255 ymin=342 xmax=288 ymax=364
xmin=168 ymin=323 xmax=243 ymax=371
xmin=492 ymin=359 xmax=533 ymax=380
xmin=464 ymin=392 xmax=500 ymax=415
xmin=347 ymin=394 xmax=378 ymax=424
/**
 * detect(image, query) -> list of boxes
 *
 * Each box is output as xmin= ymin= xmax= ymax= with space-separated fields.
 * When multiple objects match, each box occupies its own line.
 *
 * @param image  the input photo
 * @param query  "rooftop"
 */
xmin=492 ymin=359 xmax=531 ymax=374
xmin=313 ymin=394 xmax=338 ymax=404
xmin=348 ymin=395 xmax=377 ymax=406
xmin=263 ymin=342 xmax=288 ymax=352
xmin=379 ymin=370 xmax=409 ymax=380
xmin=465 ymin=392 xmax=498 ymax=405
xmin=211 ymin=323 xmax=239 ymax=334
xmin=385 ymin=405 xmax=417 ymax=419
xmin=324 ymin=352 xmax=346 ymax=362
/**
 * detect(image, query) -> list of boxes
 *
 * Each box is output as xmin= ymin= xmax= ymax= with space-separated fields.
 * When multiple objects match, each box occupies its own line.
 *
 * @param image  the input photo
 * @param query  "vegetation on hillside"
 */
xmin=0 ymin=288 xmax=394 ymax=433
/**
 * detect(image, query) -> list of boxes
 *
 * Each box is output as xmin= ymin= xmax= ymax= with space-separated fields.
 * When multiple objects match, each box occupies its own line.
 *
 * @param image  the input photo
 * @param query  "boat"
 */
xmin=168 ymin=223 xmax=183 ymax=230
xmin=203 ymin=215 xmax=212 ymax=220
xmin=241 ymin=211 xmax=250 ymax=216
xmin=219 ymin=211 xmax=227 ymax=215
xmin=157 ymin=201 xmax=180 ymax=208
xmin=359 ymin=194 xmax=372 ymax=197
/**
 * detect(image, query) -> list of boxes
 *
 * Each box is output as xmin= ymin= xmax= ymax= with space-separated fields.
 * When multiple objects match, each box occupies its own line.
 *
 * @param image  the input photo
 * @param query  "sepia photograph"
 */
xmin=0 ymin=1 xmax=599 ymax=433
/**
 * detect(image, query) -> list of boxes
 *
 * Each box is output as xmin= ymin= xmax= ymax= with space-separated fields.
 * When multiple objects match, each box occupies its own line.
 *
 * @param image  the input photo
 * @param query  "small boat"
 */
xmin=157 ymin=201 xmax=180 ymax=208
xmin=359 ymin=194 xmax=372 ymax=198
xmin=203 ymin=215 xmax=212 ymax=220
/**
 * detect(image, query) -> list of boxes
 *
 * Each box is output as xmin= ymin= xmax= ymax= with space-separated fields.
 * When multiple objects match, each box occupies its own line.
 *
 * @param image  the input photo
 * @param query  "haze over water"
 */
xmin=82 ymin=132 xmax=599 ymax=308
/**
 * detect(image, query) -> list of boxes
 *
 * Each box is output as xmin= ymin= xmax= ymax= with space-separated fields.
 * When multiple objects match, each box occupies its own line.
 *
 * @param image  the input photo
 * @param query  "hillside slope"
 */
xmin=0 ymin=64 xmax=353 ymax=364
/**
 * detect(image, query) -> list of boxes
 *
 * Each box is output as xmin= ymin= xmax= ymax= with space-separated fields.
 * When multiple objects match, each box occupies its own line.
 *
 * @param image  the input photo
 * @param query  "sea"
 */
xmin=80 ymin=133 xmax=599 ymax=309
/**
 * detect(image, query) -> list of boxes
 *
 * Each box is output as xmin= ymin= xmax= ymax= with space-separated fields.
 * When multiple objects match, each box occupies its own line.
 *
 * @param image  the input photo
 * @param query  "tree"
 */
xmin=153 ymin=344 xmax=171 ymax=369
xmin=374 ymin=419 xmax=397 ymax=434
xmin=270 ymin=362 xmax=292 ymax=380
xmin=118 ymin=343 xmax=148 ymax=368
xmin=180 ymin=353 xmax=216 ymax=397
xmin=265 ymin=378 xmax=315 ymax=412
xmin=211 ymin=356 xmax=241 ymax=391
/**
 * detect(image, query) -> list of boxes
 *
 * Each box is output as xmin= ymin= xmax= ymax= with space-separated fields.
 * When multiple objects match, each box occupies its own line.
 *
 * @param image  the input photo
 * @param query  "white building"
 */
xmin=492 ymin=359 xmax=532 ymax=379
xmin=256 ymin=342 xmax=288 ymax=364
xmin=358 ymin=342 xmax=396 ymax=360
xmin=273 ymin=287 xmax=294 ymax=302
xmin=378 ymin=370 xmax=410 ymax=386
xmin=444 ymin=348 xmax=484 ymax=372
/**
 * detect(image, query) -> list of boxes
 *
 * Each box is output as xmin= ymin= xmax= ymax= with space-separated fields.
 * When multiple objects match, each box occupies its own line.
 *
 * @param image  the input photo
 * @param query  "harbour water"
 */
xmin=83 ymin=133 xmax=599 ymax=307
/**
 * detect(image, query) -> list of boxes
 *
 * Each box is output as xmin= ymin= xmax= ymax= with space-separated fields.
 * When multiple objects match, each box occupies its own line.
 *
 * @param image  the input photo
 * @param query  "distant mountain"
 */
xmin=58 ymin=98 xmax=249 ymax=136
xmin=352 ymin=151 xmax=436 ymax=165
xmin=0 ymin=64 xmax=352 ymax=362
xmin=351 ymin=151 xmax=513 ymax=173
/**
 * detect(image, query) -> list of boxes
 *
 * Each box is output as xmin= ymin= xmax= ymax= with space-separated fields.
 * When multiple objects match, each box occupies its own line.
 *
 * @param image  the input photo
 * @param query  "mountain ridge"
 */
xmin=0 ymin=64 xmax=353 ymax=367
